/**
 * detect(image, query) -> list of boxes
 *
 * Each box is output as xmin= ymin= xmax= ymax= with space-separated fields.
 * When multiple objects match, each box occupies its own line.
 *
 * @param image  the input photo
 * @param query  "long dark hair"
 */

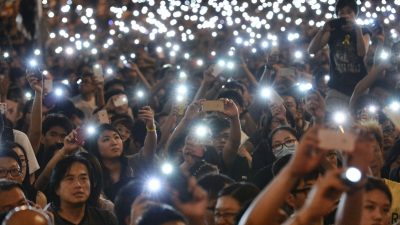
xmin=48 ymin=155 xmax=96 ymax=211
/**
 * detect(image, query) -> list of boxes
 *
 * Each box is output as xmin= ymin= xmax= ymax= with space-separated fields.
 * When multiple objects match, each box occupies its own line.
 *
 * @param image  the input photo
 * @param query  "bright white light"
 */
xmin=389 ymin=101 xmax=400 ymax=111
xmin=380 ymin=51 xmax=389 ymax=60
xmin=146 ymin=177 xmax=161 ymax=192
xmin=298 ymin=82 xmax=313 ymax=92
xmin=62 ymin=79 xmax=69 ymax=85
xmin=65 ymin=47 xmax=74 ymax=55
xmin=29 ymin=59 xmax=38 ymax=67
xmin=3 ymin=52 xmax=9 ymax=58
xmin=161 ymin=163 xmax=173 ymax=175
xmin=136 ymin=90 xmax=145 ymax=98
xmin=34 ymin=49 xmax=41 ymax=56
xmin=176 ymin=84 xmax=188 ymax=95
xmin=345 ymin=167 xmax=362 ymax=183
xmin=294 ymin=50 xmax=303 ymax=59
xmin=24 ymin=92 xmax=32 ymax=100
xmin=195 ymin=125 xmax=210 ymax=139
xmin=196 ymin=59 xmax=204 ymax=66
xmin=324 ymin=75 xmax=330 ymax=82
xmin=261 ymin=87 xmax=272 ymax=98
xmin=333 ymin=111 xmax=347 ymax=125
xmin=86 ymin=125 xmax=96 ymax=135
xmin=55 ymin=88 xmax=63 ymax=97
xmin=368 ymin=105 xmax=377 ymax=113
xmin=179 ymin=71 xmax=187 ymax=79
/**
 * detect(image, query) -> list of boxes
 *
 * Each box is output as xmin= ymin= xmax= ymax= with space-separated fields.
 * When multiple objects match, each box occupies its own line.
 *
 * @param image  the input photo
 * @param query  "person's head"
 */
xmin=104 ymin=89 xmax=130 ymax=114
xmin=104 ymin=79 xmax=125 ymax=93
xmin=360 ymin=121 xmax=384 ymax=177
xmin=215 ymin=182 xmax=259 ymax=225
xmin=87 ymin=124 xmax=124 ymax=162
xmin=335 ymin=0 xmax=358 ymax=19
xmin=111 ymin=115 xmax=135 ymax=143
xmin=208 ymin=116 xmax=231 ymax=153
xmin=0 ymin=149 xmax=23 ymax=184
xmin=2 ymin=206 xmax=52 ymax=225
xmin=49 ymin=155 xmax=95 ymax=211
xmin=0 ymin=180 xmax=27 ymax=221
xmin=198 ymin=174 xmax=234 ymax=225
xmin=380 ymin=118 xmax=399 ymax=153
xmin=269 ymin=126 xmax=298 ymax=159
xmin=9 ymin=143 xmax=30 ymax=188
xmin=41 ymin=114 xmax=73 ymax=150
xmin=78 ymin=72 xmax=96 ymax=95
xmin=137 ymin=204 xmax=187 ymax=225
xmin=353 ymin=95 xmax=381 ymax=122
xmin=114 ymin=180 xmax=143 ymax=225
xmin=272 ymin=154 xmax=320 ymax=211
xmin=360 ymin=178 xmax=392 ymax=225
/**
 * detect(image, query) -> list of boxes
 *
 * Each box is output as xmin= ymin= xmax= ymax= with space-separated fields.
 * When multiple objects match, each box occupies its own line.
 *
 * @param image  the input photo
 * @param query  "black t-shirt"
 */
xmin=53 ymin=206 xmax=117 ymax=225
xmin=328 ymin=26 xmax=370 ymax=96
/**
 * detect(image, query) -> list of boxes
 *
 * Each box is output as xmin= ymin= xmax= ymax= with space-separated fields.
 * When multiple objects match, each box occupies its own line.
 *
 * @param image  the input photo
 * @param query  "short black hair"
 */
xmin=365 ymin=177 xmax=392 ymax=205
xmin=0 ymin=179 xmax=23 ymax=192
xmin=207 ymin=116 xmax=231 ymax=138
xmin=0 ymin=149 xmax=22 ymax=171
xmin=335 ymin=0 xmax=358 ymax=16
xmin=198 ymin=173 xmax=234 ymax=200
xmin=268 ymin=126 xmax=298 ymax=149
xmin=218 ymin=90 xmax=245 ymax=109
xmin=104 ymin=79 xmax=125 ymax=92
xmin=114 ymin=180 xmax=143 ymax=225
xmin=137 ymin=204 xmax=187 ymax=225
xmin=104 ymin=89 xmax=128 ymax=104
xmin=218 ymin=182 xmax=260 ymax=206
xmin=42 ymin=113 xmax=73 ymax=135
xmin=48 ymin=155 xmax=96 ymax=211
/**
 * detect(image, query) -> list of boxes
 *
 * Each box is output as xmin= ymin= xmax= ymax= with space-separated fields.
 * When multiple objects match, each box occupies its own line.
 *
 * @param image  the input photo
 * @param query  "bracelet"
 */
xmin=146 ymin=126 xmax=156 ymax=132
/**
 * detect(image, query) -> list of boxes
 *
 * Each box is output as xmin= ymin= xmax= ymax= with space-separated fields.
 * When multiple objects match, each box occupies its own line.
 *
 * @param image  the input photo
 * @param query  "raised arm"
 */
xmin=239 ymin=127 xmax=324 ymax=225
xmin=137 ymin=106 xmax=157 ymax=159
xmin=193 ymin=67 xmax=217 ymax=101
xmin=220 ymin=99 xmax=241 ymax=168
xmin=26 ymin=74 xmax=43 ymax=154
xmin=308 ymin=22 xmax=332 ymax=54
xmin=34 ymin=130 xmax=80 ymax=191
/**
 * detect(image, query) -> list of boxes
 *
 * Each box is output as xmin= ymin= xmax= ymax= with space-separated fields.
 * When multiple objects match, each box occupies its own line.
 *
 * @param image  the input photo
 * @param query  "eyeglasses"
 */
xmin=272 ymin=139 xmax=297 ymax=152
xmin=0 ymin=167 xmax=22 ymax=178
xmin=214 ymin=211 xmax=238 ymax=220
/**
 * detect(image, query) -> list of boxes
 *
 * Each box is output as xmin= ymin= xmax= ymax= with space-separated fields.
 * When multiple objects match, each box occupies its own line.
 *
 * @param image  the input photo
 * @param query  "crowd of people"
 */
xmin=1 ymin=0 xmax=400 ymax=224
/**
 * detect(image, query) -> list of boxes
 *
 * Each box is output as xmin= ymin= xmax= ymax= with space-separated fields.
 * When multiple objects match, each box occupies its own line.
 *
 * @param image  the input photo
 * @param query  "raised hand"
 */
xmin=221 ymin=98 xmax=239 ymax=119
xmin=26 ymin=74 xmax=42 ymax=93
xmin=138 ymin=106 xmax=155 ymax=129
xmin=286 ymin=126 xmax=324 ymax=177
xmin=183 ymin=100 xmax=203 ymax=121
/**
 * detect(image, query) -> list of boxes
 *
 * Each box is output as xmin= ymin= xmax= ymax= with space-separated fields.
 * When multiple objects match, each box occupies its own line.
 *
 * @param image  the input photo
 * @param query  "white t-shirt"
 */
xmin=13 ymin=130 xmax=40 ymax=174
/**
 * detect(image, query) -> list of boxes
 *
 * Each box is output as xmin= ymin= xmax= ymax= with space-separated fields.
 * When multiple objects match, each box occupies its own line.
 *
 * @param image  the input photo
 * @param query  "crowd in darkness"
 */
xmin=1 ymin=0 xmax=400 ymax=224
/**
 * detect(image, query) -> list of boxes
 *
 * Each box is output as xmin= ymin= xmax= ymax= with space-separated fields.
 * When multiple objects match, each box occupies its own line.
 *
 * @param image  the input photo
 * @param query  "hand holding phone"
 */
xmin=96 ymin=109 xmax=110 ymax=124
xmin=74 ymin=128 xmax=86 ymax=146
xmin=113 ymin=95 xmax=128 ymax=107
xmin=202 ymin=100 xmax=224 ymax=112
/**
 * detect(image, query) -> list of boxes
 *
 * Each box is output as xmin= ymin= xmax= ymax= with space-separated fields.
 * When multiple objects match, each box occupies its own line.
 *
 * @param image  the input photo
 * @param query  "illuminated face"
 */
xmin=183 ymin=135 xmax=205 ymax=162
xmin=13 ymin=147 xmax=27 ymax=181
xmin=360 ymin=190 xmax=391 ymax=225
xmin=97 ymin=130 xmax=124 ymax=159
xmin=0 ymin=157 xmax=23 ymax=184
xmin=56 ymin=162 xmax=91 ymax=206
xmin=282 ymin=96 xmax=297 ymax=118
xmin=0 ymin=188 xmax=27 ymax=215
xmin=369 ymin=140 xmax=384 ymax=177
xmin=115 ymin=123 xmax=131 ymax=142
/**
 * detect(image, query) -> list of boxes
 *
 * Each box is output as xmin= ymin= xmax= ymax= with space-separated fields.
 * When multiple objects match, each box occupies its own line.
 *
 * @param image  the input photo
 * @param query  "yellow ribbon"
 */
xmin=342 ymin=35 xmax=351 ymax=45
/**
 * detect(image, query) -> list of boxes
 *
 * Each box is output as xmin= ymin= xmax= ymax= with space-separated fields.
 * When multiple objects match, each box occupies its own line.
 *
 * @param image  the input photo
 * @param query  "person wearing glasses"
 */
xmin=214 ymin=182 xmax=259 ymax=225
xmin=0 ymin=149 xmax=47 ymax=208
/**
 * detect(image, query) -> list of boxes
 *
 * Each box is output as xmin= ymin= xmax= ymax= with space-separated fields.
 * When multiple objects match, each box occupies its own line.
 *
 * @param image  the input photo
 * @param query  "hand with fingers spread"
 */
xmin=138 ymin=106 xmax=155 ymax=129
xmin=305 ymin=91 xmax=326 ymax=124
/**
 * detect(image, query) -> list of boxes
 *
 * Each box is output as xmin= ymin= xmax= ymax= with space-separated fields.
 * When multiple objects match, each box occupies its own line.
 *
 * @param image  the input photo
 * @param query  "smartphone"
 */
xmin=74 ymin=127 xmax=86 ymax=146
xmin=202 ymin=100 xmax=224 ymax=112
xmin=330 ymin=18 xmax=347 ymax=29
xmin=277 ymin=67 xmax=295 ymax=79
xmin=0 ymin=103 xmax=7 ymax=114
xmin=44 ymin=79 xmax=53 ymax=93
xmin=114 ymin=95 xmax=128 ymax=107
xmin=318 ymin=129 xmax=356 ymax=152
xmin=211 ymin=64 xmax=224 ymax=77
xmin=93 ymin=64 xmax=104 ymax=81
xmin=96 ymin=109 xmax=110 ymax=124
